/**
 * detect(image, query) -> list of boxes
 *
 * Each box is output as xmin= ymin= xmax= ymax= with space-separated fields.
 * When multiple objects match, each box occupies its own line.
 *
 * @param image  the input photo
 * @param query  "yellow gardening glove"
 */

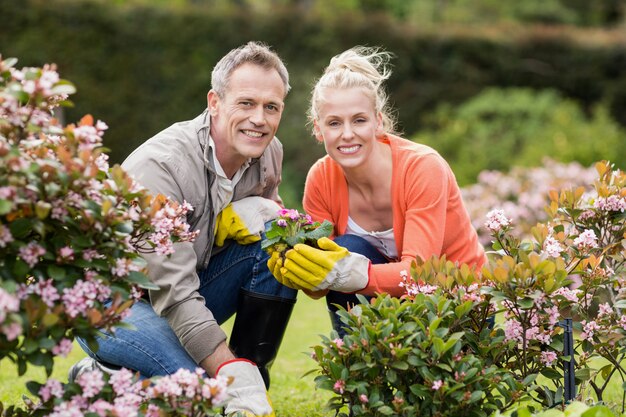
xmin=280 ymin=237 xmax=370 ymax=293
xmin=218 ymin=359 xmax=276 ymax=417
xmin=267 ymin=251 xmax=306 ymax=290
xmin=214 ymin=197 xmax=281 ymax=247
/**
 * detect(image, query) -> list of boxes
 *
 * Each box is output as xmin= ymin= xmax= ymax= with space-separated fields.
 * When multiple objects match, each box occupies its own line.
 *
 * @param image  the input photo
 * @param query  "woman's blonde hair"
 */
xmin=308 ymin=46 xmax=396 ymax=135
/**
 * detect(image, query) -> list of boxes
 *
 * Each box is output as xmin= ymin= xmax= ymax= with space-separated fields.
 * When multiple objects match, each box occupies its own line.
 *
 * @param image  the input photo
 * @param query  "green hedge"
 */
xmin=416 ymin=88 xmax=626 ymax=185
xmin=2 ymin=0 xmax=625 ymax=206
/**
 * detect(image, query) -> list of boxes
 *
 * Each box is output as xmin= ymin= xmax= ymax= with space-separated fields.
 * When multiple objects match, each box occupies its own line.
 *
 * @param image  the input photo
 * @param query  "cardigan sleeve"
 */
xmin=302 ymin=159 xmax=339 ymax=238
xmin=363 ymin=153 xmax=452 ymax=296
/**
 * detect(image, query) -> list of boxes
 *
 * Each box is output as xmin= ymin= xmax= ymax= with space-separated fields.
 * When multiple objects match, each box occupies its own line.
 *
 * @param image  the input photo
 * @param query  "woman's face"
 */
xmin=314 ymin=87 xmax=382 ymax=170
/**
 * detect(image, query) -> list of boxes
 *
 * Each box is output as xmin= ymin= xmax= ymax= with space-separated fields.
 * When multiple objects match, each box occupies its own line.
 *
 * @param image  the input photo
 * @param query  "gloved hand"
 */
xmin=217 ymin=359 xmax=275 ymax=417
xmin=215 ymin=197 xmax=281 ymax=247
xmin=278 ymin=237 xmax=370 ymax=293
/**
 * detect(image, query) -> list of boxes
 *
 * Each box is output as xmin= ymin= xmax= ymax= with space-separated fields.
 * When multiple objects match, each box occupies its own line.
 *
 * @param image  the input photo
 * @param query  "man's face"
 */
xmin=208 ymin=63 xmax=286 ymax=176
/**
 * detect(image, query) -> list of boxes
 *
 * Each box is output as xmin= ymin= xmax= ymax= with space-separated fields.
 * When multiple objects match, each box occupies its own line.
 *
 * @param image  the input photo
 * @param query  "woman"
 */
xmin=269 ymin=46 xmax=486 ymax=333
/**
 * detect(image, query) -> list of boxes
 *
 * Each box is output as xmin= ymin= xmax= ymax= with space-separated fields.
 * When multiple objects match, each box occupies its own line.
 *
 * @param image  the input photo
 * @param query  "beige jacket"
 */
xmin=122 ymin=110 xmax=283 ymax=363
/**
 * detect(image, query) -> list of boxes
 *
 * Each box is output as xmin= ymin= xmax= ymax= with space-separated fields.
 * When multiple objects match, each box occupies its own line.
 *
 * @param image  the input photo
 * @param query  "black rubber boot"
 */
xmin=228 ymin=289 xmax=296 ymax=389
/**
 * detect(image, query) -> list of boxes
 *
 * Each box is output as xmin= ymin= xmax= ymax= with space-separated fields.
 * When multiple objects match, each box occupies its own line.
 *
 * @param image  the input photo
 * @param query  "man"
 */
xmin=71 ymin=42 xmax=296 ymax=416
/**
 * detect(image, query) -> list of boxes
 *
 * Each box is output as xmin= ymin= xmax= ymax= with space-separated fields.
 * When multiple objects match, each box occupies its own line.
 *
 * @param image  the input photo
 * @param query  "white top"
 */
xmin=346 ymin=216 xmax=398 ymax=260
xmin=209 ymin=136 xmax=250 ymax=214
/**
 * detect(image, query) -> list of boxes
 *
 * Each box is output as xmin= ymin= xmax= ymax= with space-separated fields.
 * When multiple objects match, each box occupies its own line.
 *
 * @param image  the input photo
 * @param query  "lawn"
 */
xmin=0 ymin=295 xmax=336 ymax=416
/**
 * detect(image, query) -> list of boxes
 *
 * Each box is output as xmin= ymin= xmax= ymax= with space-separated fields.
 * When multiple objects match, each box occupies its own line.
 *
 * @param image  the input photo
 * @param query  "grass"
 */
xmin=0 ymin=295 xmax=336 ymax=416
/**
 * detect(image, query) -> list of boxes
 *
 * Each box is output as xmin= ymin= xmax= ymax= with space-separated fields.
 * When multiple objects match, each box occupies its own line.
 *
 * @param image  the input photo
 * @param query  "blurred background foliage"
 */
xmin=1 ymin=0 xmax=625 ymax=208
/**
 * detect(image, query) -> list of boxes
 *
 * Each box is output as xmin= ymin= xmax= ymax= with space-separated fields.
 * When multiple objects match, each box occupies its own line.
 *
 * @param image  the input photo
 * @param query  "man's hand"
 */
xmin=217 ymin=359 xmax=275 ymax=417
xmin=279 ymin=237 xmax=370 ymax=293
xmin=214 ymin=197 xmax=281 ymax=247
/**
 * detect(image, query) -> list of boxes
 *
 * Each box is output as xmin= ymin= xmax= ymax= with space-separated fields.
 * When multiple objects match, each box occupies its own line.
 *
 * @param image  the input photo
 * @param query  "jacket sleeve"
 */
xmin=122 ymin=148 xmax=227 ymax=364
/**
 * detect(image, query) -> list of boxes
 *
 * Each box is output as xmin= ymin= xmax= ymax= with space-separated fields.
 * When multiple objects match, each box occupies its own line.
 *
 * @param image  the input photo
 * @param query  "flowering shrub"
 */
xmin=311 ymin=269 xmax=523 ymax=417
xmin=261 ymin=208 xmax=332 ymax=258
xmin=462 ymin=158 xmax=598 ymax=246
xmin=0 ymin=55 xmax=198 ymax=375
xmin=0 ymin=367 xmax=229 ymax=417
xmin=313 ymin=160 xmax=626 ymax=414
xmin=0 ymin=56 xmax=236 ymax=416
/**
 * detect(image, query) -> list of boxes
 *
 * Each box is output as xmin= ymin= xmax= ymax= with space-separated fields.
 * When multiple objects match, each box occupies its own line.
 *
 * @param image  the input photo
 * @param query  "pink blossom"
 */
xmin=594 ymin=195 xmax=626 ymax=212
xmin=51 ymin=200 xmax=69 ymax=220
xmin=87 ymin=399 xmax=113 ymax=417
xmin=52 ymin=338 xmax=73 ymax=357
xmin=359 ymin=394 xmax=369 ymax=403
xmin=57 ymin=246 xmax=75 ymax=262
xmin=77 ymin=369 xmax=105 ymax=398
xmin=111 ymin=258 xmax=141 ymax=277
xmin=2 ymin=322 xmax=23 ymax=341
xmin=18 ymin=241 xmax=47 ymax=268
xmin=0 ymin=287 xmax=19 ymax=322
xmin=504 ymin=319 xmax=523 ymax=342
xmin=598 ymin=303 xmax=613 ymax=317
xmin=145 ymin=404 xmax=161 ymax=417
xmin=545 ymin=306 xmax=559 ymax=327
xmin=202 ymin=374 xmax=229 ymax=404
xmin=542 ymin=236 xmax=563 ymax=258
xmin=62 ymin=278 xmax=111 ymax=318
xmin=109 ymin=368 xmax=136 ymax=396
xmin=150 ymin=375 xmax=183 ymax=397
xmin=82 ymin=249 xmax=100 ymax=261
xmin=333 ymin=338 xmax=344 ymax=348
xmin=333 ymin=379 xmax=345 ymax=394
xmin=534 ymin=332 xmax=552 ymax=345
xmin=580 ymin=320 xmax=601 ymax=341
xmin=48 ymin=401 xmax=84 ymax=417
xmin=277 ymin=219 xmax=288 ymax=227
xmin=432 ymin=380 xmax=444 ymax=391
xmin=16 ymin=278 xmax=60 ymax=309
xmin=553 ymin=287 xmax=581 ymax=303
xmin=39 ymin=379 xmax=64 ymax=402
xmin=485 ymin=209 xmax=511 ymax=232
xmin=573 ymin=229 xmax=598 ymax=250
xmin=540 ymin=351 xmax=558 ymax=367
xmin=0 ymin=186 xmax=17 ymax=199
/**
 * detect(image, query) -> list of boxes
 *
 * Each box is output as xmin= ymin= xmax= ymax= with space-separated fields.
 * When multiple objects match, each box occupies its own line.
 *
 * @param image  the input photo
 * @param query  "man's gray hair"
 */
xmin=211 ymin=41 xmax=290 ymax=97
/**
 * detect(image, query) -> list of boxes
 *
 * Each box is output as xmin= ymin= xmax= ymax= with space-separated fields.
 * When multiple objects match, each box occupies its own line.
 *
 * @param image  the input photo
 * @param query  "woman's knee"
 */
xmin=334 ymin=234 xmax=387 ymax=263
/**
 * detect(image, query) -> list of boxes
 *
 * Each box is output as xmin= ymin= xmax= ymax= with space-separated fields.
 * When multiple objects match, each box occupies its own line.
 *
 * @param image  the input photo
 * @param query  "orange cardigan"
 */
xmin=303 ymin=134 xmax=486 ymax=296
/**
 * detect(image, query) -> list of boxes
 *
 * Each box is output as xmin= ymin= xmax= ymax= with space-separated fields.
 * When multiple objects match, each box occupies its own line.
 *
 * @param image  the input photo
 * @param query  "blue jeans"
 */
xmin=326 ymin=234 xmax=389 ymax=337
xmin=77 ymin=240 xmax=296 ymax=378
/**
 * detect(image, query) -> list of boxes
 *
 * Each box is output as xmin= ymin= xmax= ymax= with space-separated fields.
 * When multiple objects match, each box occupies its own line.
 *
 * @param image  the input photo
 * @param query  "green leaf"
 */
xmin=581 ymin=405 xmax=615 ymax=417
xmin=469 ymin=390 xmax=483 ymax=403
xmin=9 ymin=218 xmax=32 ymax=238
xmin=0 ymin=200 xmax=12 ymax=215
xmin=47 ymin=264 xmax=66 ymax=280
xmin=454 ymin=300 xmax=474 ymax=318
xmin=377 ymin=406 xmax=394 ymax=415
xmin=540 ymin=368 xmax=562 ymax=380
xmin=26 ymin=381 xmax=43 ymax=396
xmin=126 ymin=271 xmax=159 ymax=290
xmin=115 ymin=221 xmax=133 ymax=234
xmin=433 ymin=337 xmax=444 ymax=356
xmin=50 ymin=83 xmax=76 ymax=96
xmin=261 ymin=236 xmax=281 ymax=250
xmin=12 ymin=259 xmax=30 ymax=278
xmin=391 ymin=361 xmax=409 ymax=370
xmin=303 ymin=220 xmax=333 ymax=241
